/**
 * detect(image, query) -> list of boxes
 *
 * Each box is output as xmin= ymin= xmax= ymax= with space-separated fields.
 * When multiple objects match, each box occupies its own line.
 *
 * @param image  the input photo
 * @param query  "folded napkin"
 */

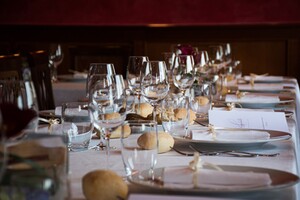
xmin=225 ymin=94 xmax=280 ymax=103
xmin=191 ymin=129 xmax=270 ymax=141
xmin=164 ymin=166 xmax=272 ymax=190
xmin=213 ymin=107 xmax=274 ymax=112
xmin=238 ymin=84 xmax=283 ymax=91
xmin=244 ymin=75 xmax=283 ymax=82
xmin=73 ymin=73 xmax=87 ymax=79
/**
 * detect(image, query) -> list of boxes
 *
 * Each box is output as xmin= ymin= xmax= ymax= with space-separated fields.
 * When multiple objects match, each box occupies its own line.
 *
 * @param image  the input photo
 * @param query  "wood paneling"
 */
xmin=0 ymin=25 xmax=299 ymax=81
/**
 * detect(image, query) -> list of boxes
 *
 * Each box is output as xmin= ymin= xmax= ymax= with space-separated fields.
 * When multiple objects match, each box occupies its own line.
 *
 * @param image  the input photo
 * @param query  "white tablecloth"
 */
xmin=66 ymin=77 xmax=300 ymax=200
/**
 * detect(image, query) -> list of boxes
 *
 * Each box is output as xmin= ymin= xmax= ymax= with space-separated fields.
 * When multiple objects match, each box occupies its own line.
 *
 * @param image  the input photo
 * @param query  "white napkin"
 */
xmin=244 ymin=75 xmax=283 ymax=82
xmin=73 ymin=73 xmax=87 ymax=79
xmin=238 ymin=84 xmax=283 ymax=91
xmin=164 ymin=166 xmax=272 ymax=190
xmin=213 ymin=107 xmax=274 ymax=112
xmin=191 ymin=129 xmax=270 ymax=141
xmin=225 ymin=94 xmax=280 ymax=103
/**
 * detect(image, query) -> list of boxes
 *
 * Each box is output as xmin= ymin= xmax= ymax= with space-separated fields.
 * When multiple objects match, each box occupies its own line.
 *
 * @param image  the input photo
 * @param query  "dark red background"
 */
xmin=1 ymin=0 xmax=300 ymax=26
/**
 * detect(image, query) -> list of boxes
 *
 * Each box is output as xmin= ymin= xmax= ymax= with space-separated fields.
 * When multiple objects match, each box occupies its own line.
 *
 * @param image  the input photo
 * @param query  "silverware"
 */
xmin=189 ymin=144 xmax=279 ymax=157
xmin=170 ymin=146 xmax=194 ymax=156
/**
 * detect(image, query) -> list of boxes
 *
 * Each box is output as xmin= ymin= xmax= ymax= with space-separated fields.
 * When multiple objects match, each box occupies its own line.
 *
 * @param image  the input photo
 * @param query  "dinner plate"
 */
xmin=173 ymin=128 xmax=291 ymax=150
xmin=129 ymin=165 xmax=299 ymax=195
xmin=57 ymin=74 xmax=87 ymax=82
xmin=225 ymin=97 xmax=294 ymax=109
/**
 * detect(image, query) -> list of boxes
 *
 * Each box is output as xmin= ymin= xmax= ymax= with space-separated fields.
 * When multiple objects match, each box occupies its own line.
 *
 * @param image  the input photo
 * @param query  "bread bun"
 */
xmin=82 ymin=170 xmax=128 ymax=200
xmin=135 ymin=103 xmax=153 ymax=118
xmin=110 ymin=124 xmax=131 ymax=138
xmin=174 ymin=108 xmax=188 ymax=120
xmin=137 ymin=131 xmax=174 ymax=153
xmin=195 ymin=96 xmax=209 ymax=105
xmin=189 ymin=109 xmax=196 ymax=125
xmin=104 ymin=112 xmax=121 ymax=120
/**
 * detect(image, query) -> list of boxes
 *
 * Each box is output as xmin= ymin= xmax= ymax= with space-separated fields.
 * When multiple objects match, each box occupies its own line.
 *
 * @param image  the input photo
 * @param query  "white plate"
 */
xmin=226 ymin=97 xmax=294 ymax=109
xmin=129 ymin=165 xmax=299 ymax=194
xmin=173 ymin=128 xmax=291 ymax=150
xmin=57 ymin=74 xmax=87 ymax=82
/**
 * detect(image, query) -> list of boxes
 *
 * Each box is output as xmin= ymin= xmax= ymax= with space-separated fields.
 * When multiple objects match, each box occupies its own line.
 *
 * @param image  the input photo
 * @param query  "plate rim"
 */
xmin=173 ymin=128 xmax=291 ymax=145
xmin=128 ymin=165 xmax=299 ymax=194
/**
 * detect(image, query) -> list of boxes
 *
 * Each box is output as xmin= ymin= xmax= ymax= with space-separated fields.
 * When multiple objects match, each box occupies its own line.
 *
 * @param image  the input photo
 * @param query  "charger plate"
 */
xmin=128 ymin=165 xmax=299 ymax=195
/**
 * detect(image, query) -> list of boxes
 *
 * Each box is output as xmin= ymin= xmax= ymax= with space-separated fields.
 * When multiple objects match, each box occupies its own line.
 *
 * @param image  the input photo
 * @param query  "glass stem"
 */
xmin=104 ymin=129 xmax=110 ymax=169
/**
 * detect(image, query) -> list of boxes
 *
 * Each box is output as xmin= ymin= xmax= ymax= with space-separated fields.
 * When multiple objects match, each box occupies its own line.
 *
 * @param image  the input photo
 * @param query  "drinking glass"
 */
xmin=121 ymin=120 xmax=158 ymax=181
xmin=49 ymin=44 xmax=64 ymax=82
xmin=86 ymin=63 xmax=116 ymax=98
xmin=194 ymin=50 xmax=210 ymax=77
xmin=171 ymin=55 xmax=196 ymax=96
xmin=208 ymin=45 xmax=224 ymax=71
xmin=126 ymin=56 xmax=149 ymax=110
xmin=0 ymin=79 xmax=39 ymax=135
xmin=190 ymin=80 xmax=212 ymax=119
xmin=61 ymin=102 xmax=94 ymax=152
xmin=141 ymin=61 xmax=169 ymax=124
xmin=90 ymin=74 xmax=127 ymax=166
xmin=161 ymin=95 xmax=189 ymax=137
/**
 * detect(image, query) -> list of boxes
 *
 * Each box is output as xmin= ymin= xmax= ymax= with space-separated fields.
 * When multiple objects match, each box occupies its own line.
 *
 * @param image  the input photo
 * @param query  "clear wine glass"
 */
xmin=141 ymin=61 xmax=169 ymax=124
xmin=126 ymin=56 xmax=149 ymax=111
xmin=49 ymin=44 xmax=64 ymax=82
xmin=208 ymin=45 xmax=224 ymax=71
xmin=194 ymin=50 xmax=210 ymax=77
xmin=86 ymin=63 xmax=116 ymax=98
xmin=171 ymin=54 xmax=196 ymax=96
xmin=90 ymin=74 xmax=127 ymax=167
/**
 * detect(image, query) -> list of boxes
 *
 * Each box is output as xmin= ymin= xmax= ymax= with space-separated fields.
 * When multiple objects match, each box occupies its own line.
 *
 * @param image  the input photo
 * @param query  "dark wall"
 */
xmin=1 ymin=0 xmax=300 ymax=26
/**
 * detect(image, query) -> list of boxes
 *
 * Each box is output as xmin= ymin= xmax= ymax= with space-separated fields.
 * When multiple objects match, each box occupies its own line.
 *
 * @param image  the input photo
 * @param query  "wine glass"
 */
xmin=141 ymin=61 xmax=169 ymax=124
xmin=208 ymin=45 xmax=224 ymax=71
xmin=90 ymin=74 xmax=127 ymax=167
xmin=86 ymin=63 xmax=116 ymax=98
xmin=126 ymin=56 xmax=149 ymax=110
xmin=194 ymin=50 xmax=210 ymax=77
xmin=171 ymin=54 xmax=196 ymax=96
xmin=49 ymin=44 xmax=64 ymax=82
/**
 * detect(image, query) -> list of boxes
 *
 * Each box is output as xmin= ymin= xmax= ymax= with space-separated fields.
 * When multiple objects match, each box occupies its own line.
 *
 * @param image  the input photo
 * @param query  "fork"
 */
xmin=189 ymin=144 xmax=279 ymax=157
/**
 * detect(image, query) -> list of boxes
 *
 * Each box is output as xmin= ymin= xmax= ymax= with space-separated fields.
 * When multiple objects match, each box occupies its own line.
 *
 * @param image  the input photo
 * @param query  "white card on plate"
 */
xmin=208 ymin=110 xmax=289 ymax=132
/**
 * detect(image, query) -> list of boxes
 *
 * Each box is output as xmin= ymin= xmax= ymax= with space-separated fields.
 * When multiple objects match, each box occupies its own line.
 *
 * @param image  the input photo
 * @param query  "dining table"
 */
xmin=62 ymin=76 xmax=300 ymax=200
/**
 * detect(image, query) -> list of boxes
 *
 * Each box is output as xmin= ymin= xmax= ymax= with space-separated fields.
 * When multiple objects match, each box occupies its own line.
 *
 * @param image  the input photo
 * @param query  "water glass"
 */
xmin=121 ymin=121 xmax=158 ymax=181
xmin=61 ymin=102 xmax=94 ymax=151
xmin=190 ymin=81 xmax=212 ymax=119
xmin=161 ymin=95 xmax=189 ymax=137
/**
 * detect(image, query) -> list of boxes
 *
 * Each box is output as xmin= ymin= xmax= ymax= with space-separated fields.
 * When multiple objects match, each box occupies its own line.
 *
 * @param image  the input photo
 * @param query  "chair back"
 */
xmin=26 ymin=50 xmax=55 ymax=110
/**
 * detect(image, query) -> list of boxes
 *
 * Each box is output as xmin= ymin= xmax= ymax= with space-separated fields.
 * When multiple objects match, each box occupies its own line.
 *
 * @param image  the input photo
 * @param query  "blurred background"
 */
xmin=0 ymin=0 xmax=300 ymax=80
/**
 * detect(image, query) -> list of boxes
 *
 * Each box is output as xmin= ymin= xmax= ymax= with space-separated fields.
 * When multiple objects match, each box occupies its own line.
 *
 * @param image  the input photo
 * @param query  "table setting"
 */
xmin=1 ymin=43 xmax=300 ymax=200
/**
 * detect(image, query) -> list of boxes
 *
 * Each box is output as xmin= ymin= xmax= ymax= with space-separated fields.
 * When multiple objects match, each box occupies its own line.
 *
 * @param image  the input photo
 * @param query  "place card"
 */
xmin=208 ymin=110 xmax=289 ymax=132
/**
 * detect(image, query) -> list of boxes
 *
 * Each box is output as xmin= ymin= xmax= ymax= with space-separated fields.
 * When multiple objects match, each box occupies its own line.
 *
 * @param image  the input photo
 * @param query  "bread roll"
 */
xmin=189 ymin=109 xmax=196 ymax=125
xmin=135 ymin=103 xmax=153 ymax=118
xmin=173 ymin=108 xmax=196 ymax=125
xmin=137 ymin=131 xmax=174 ymax=153
xmin=110 ymin=124 xmax=131 ymax=138
xmin=82 ymin=170 xmax=128 ymax=200
xmin=195 ymin=96 xmax=209 ymax=105
xmin=104 ymin=112 xmax=121 ymax=120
